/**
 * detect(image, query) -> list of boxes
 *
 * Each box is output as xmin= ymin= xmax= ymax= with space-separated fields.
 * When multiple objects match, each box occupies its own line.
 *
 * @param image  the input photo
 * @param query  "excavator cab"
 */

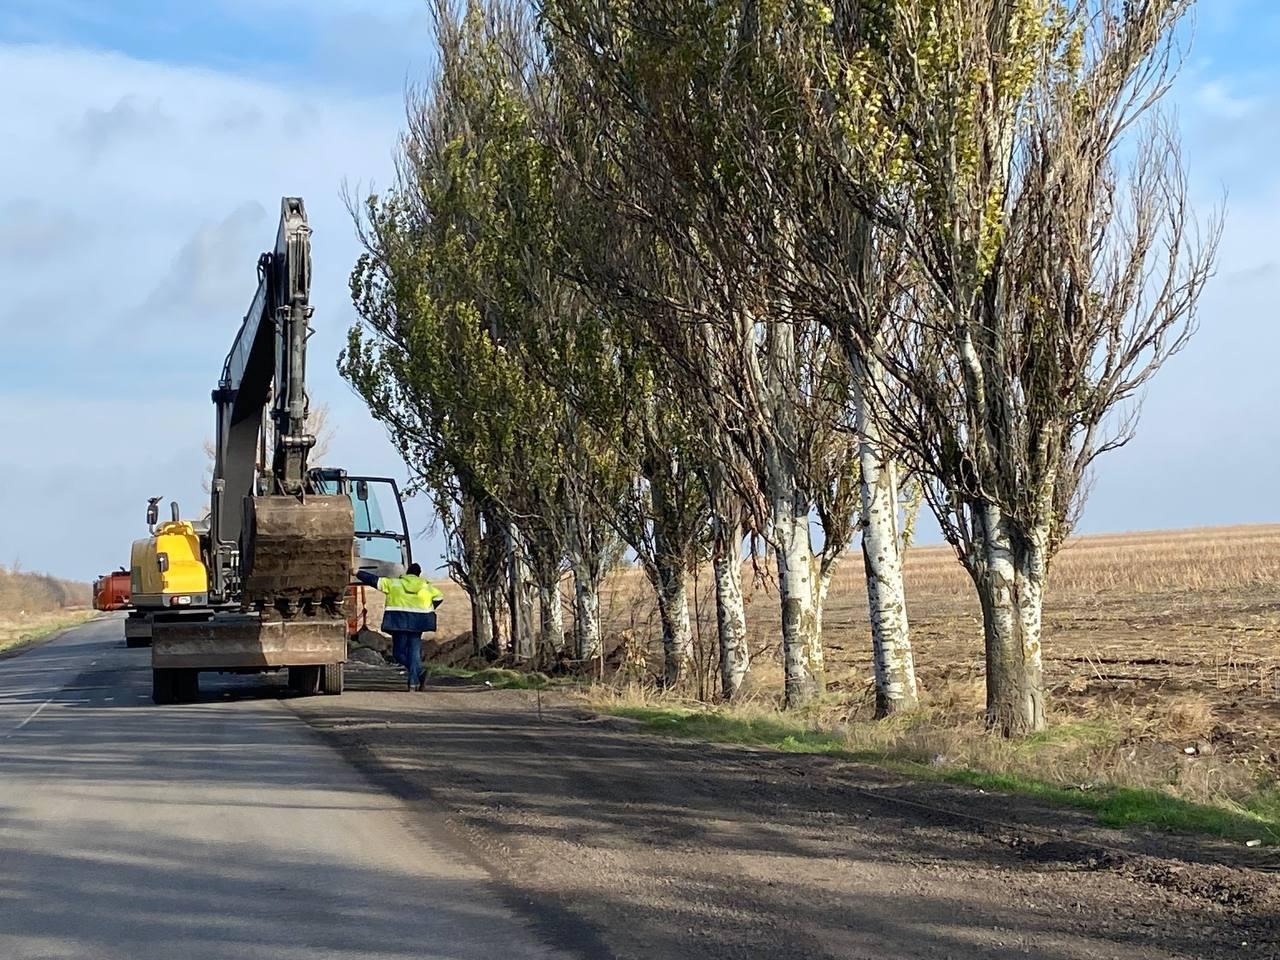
xmin=308 ymin=467 xmax=412 ymax=579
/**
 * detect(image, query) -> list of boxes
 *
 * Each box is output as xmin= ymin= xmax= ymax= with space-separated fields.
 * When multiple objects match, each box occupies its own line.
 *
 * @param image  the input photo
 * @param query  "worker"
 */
xmin=355 ymin=563 xmax=444 ymax=692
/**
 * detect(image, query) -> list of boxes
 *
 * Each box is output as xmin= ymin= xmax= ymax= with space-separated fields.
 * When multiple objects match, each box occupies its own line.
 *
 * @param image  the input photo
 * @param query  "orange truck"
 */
xmin=93 ymin=570 xmax=132 ymax=612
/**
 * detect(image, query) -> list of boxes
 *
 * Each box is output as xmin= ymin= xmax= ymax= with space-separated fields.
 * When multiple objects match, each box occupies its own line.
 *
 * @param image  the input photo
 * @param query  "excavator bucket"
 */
xmin=240 ymin=495 xmax=354 ymax=612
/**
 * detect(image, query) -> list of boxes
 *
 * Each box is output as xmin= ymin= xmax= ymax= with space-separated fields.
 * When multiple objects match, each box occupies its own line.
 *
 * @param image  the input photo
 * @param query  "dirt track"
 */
xmin=292 ymin=670 xmax=1279 ymax=960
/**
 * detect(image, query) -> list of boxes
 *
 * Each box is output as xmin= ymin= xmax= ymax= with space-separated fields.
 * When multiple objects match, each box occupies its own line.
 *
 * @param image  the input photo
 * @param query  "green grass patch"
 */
xmin=1241 ymin=785 xmax=1280 ymax=826
xmin=1013 ymin=718 xmax=1119 ymax=752
xmin=602 ymin=704 xmax=1280 ymax=847
xmin=425 ymin=665 xmax=554 ymax=690
xmin=609 ymin=705 xmax=847 ymax=753
xmin=935 ymin=768 xmax=1279 ymax=845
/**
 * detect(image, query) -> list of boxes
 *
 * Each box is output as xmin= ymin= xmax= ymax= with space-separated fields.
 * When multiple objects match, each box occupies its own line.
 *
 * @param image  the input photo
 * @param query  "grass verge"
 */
xmin=606 ymin=704 xmax=1280 ymax=847
xmin=0 ymin=611 xmax=97 ymax=656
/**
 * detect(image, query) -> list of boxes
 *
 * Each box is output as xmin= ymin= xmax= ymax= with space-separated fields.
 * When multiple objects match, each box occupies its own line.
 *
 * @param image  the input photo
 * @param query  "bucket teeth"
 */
xmin=241 ymin=495 xmax=354 ymax=611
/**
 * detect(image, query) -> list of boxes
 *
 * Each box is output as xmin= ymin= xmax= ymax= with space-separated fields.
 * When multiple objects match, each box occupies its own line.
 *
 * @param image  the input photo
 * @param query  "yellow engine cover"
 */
xmin=130 ymin=520 xmax=210 ymax=609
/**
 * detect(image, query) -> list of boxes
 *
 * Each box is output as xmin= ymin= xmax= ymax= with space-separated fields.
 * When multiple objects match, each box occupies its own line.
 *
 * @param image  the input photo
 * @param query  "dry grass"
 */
xmin=0 ymin=610 xmax=96 ymax=654
xmin=0 ymin=565 xmax=94 ymax=653
xmin=862 ymin=530 xmax=1277 ymax=814
xmin=0 ymin=565 xmax=91 ymax=617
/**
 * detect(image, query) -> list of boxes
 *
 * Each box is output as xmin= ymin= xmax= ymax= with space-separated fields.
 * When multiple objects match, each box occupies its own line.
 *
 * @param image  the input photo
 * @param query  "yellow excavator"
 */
xmin=127 ymin=198 xmax=411 ymax=702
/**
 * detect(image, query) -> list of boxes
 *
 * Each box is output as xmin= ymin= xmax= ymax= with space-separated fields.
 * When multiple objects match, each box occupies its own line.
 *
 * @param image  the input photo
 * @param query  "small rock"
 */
xmin=1183 ymin=746 xmax=1197 ymax=755
xmin=1245 ymin=839 xmax=1262 ymax=848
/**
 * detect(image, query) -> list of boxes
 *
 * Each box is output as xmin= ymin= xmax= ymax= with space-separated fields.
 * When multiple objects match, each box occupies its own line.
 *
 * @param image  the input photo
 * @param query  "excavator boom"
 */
xmin=207 ymin=198 xmax=352 ymax=613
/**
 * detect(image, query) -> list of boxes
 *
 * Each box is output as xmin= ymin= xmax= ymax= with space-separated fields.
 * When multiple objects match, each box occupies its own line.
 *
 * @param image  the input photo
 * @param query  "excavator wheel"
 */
xmin=153 ymin=668 xmax=199 ymax=704
xmin=175 ymin=669 xmax=200 ymax=703
xmin=287 ymin=665 xmax=322 ymax=696
xmin=321 ymin=663 xmax=344 ymax=696
xmin=152 ymin=669 xmax=175 ymax=705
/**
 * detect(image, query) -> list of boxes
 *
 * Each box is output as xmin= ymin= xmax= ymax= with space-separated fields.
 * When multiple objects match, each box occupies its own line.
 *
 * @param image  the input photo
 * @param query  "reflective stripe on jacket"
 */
xmin=362 ymin=572 xmax=443 ymax=635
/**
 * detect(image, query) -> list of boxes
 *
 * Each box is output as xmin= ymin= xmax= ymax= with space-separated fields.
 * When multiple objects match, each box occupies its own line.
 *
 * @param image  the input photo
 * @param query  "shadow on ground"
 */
xmin=293 ymin=684 xmax=1280 ymax=960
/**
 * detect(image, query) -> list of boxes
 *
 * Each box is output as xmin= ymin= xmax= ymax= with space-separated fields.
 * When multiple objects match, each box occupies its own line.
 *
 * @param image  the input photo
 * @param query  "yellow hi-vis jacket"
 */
xmin=359 ymin=572 xmax=443 ymax=634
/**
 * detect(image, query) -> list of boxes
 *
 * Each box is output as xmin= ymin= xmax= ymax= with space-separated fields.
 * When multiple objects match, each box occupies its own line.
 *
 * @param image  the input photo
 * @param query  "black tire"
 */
xmin=288 ymin=665 xmax=321 ymax=696
xmin=174 ymin=669 xmax=200 ymax=703
xmin=321 ymin=662 xmax=344 ymax=696
xmin=152 ymin=669 xmax=175 ymax=705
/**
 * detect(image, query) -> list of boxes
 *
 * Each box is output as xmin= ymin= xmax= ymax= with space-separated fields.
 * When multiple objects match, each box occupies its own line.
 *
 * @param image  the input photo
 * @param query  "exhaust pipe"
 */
xmin=170 ymin=501 xmax=180 ymax=522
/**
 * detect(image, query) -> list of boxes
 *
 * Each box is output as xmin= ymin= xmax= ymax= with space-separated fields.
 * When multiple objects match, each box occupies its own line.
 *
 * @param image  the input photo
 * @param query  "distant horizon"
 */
xmin=17 ymin=519 xmax=1279 ymax=586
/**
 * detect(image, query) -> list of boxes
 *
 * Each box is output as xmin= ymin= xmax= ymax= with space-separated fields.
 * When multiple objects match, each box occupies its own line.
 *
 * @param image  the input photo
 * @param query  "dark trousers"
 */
xmin=391 ymin=631 xmax=423 ymax=689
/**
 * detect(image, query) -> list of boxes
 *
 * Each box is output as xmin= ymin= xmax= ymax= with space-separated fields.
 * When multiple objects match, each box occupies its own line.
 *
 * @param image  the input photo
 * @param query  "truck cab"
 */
xmin=93 ymin=569 xmax=132 ymax=612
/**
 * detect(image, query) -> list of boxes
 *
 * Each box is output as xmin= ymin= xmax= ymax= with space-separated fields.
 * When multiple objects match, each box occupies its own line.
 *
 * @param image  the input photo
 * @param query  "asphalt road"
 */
xmin=0 ymin=617 xmax=578 ymax=960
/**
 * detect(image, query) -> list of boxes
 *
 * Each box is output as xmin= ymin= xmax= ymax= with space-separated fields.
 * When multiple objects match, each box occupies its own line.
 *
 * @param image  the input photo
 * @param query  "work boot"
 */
xmin=416 ymin=674 xmax=428 ymax=692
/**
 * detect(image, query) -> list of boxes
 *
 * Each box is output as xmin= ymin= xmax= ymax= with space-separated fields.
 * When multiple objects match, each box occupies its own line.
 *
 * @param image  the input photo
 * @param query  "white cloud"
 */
xmin=71 ymin=93 xmax=175 ymax=160
xmin=0 ymin=199 xmax=93 ymax=261
xmin=0 ymin=42 xmax=438 ymax=579
xmin=1192 ymin=80 xmax=1259 ymax=120
xmin=135 ymin=200 xmax=268 ymax=325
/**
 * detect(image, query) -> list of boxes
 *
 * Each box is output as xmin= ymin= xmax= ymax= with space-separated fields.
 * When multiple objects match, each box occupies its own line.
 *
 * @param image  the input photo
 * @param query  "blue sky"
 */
xmin=0 ymin=2 xmax=1277 ymax=582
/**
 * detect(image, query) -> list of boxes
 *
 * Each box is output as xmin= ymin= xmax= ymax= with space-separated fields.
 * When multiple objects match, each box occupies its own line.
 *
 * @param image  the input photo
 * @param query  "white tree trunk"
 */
xmin=975 ymin=502 xmax=1048 ymax=736
xmin=470 ymin=588 xmax=493 ymax=657
xmin=774 ymin=496 xmax=821 ymax=708
xmin=655 ymin=557 xmax=692 ymax=687
xmin=458 ymin=498 xmax=495 ymax=656
xmin=712 ymin=521 xmax=749 ymax=700
xmin=538 ymin=576 xmax=565 ymax=660
xmin=571 ymin=562 xmax=603 ymax=664
xmin=812 ymin=558 xmax=837 ymax=679
xmin=508 ymin=523 xmax=536 ymax=662
xmin=854 ymin=357 xmax=918 ymax=717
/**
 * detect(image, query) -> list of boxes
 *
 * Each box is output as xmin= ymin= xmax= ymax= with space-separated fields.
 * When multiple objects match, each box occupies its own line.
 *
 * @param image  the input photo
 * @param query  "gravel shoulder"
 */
xmin=291 ymin=669 xmax=1279 ymax=960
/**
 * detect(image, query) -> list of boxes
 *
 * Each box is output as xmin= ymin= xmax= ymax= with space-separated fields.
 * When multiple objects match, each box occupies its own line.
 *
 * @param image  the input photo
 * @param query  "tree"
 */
xmin=541 ymin=0 xmax=903 ymax=709
xmin=343 ymin=0 xmax=566 ymax=662
xmin=814 ymin=0 xmax=1217 ymax=733
xmin=348 ymin=0 xmax=702 ymax=682
xmin=705 ymin=456 xmax=750 ymax=700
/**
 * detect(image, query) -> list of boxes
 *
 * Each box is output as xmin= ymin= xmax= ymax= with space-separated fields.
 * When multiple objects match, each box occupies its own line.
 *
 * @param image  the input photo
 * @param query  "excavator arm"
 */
xmin=207 ymin=198 xmax=352 ymax=612
xmin=213 ymin=198 xmax=314 ymax=502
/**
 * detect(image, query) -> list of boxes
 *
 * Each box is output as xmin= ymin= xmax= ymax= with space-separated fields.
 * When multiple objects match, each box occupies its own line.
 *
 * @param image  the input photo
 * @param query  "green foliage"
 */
xmin=346 ymin=0 xmax=1206 ymax=721
xmin=342 ymin=2 xmax=571 ymax=529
